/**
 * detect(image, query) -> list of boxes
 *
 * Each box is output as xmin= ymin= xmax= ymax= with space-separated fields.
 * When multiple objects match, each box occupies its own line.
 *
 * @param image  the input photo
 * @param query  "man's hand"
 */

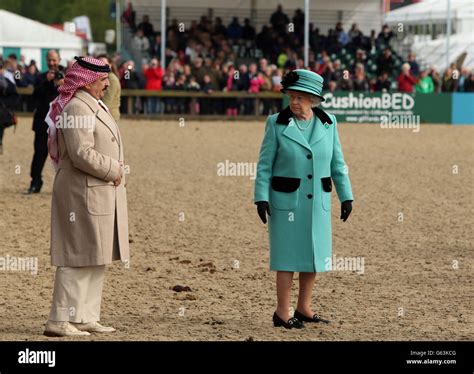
xmin=114 ymin=162 xmax=124 ymax=186
xmin=340 ymin=200 xmax=353 ymax=222
xmin=256 ymin=201 xmax=271 ymax=224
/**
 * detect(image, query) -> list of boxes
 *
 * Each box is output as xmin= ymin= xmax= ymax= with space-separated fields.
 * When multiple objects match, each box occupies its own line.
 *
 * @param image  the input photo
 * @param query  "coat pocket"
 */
xmin=271 ymin=176 xmax=301 ymax=192
xmin=86 ymin=175 xmax=115 ymax=215
xmin=270 ymin=176 xmax=300 ymax=210
xmin=321 ymin=177 xmax=332 ymax=211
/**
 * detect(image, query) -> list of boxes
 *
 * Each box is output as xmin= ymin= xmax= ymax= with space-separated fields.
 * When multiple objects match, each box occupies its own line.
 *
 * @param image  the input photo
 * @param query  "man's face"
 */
xmin=47 ymin=52 xmax=60 ymax=71
xmin=84 ymin=73 xmax=110 ymax=100
xmin=7 ymin=57 xmax=17 ymax=71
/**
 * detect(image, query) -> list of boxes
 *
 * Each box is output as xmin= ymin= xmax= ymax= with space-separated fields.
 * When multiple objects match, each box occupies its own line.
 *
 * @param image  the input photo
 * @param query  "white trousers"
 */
xmin=48 ymin=266 xmax=105 ymax=323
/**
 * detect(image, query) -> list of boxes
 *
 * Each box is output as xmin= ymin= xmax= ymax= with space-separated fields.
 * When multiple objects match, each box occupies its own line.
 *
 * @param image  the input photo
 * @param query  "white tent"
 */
xmin=411 ymin=33 xmax=474 ymax=71
xmin=385 ymin=0 xmax=474 ymax=34
xmin=0 ymin=10 xmax=85 ymax=70
xmin=384 ymin=0 xmax=474 ymax=71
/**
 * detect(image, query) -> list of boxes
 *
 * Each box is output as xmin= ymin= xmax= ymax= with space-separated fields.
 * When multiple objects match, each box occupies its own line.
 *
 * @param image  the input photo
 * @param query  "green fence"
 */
xmin=15 ymin=88 xmax=474 ymax=124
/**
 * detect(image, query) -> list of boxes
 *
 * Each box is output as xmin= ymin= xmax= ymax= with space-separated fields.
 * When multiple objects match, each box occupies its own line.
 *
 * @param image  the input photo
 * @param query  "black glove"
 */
xmin=255 ymin=201 xmax=271 ymax=224
xmin=340 ymin=200 xmax=353 ymax=222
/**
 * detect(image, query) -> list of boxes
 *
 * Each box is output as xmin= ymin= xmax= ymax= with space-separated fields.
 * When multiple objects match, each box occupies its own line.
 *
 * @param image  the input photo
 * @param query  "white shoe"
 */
xmin=71 ymin=321 xmax=116 ymax=333
xmin=43 ymin=321 xmax=91 ymax=337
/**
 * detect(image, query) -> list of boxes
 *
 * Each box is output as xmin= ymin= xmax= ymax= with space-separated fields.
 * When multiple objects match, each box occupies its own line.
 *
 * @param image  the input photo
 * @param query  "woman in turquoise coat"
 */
xmin=254 ymin=69 xmax=354 ymax=329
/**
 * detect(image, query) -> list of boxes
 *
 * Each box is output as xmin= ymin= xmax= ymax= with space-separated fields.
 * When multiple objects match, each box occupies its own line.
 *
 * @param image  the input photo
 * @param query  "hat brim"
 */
xmin=281 ymin=87 xmax=326 ymax=102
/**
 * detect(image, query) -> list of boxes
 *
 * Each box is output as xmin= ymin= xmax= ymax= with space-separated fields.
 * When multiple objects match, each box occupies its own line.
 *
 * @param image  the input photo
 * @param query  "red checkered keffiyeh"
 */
xmin=45 ymin=56 xmax=110 ymax=169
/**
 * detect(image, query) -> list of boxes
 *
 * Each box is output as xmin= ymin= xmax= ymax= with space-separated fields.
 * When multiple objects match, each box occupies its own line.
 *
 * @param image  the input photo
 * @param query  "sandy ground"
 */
xmin=0 ymin=115 xmax=472 ymax=341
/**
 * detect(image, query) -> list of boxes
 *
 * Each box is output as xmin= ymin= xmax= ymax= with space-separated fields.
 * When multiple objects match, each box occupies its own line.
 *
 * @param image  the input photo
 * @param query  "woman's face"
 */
xmin=287 ymin=90 xmax=314 ymax=115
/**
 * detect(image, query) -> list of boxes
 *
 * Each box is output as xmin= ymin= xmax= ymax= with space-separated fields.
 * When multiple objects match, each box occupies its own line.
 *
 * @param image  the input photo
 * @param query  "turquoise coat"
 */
xmin=254 ymin=106 xmax=353 ymax=272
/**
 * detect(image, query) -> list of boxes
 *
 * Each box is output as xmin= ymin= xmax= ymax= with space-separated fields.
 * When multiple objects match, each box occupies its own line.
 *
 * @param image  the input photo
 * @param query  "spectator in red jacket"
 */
xmin=144 ymin=58 xmax=163 ymax=114
xmin=397 ymin=63 xmax=417 ymax=93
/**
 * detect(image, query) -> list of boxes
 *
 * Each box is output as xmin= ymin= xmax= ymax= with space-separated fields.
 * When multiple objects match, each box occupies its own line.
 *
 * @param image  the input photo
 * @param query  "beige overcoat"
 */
xmin=50 ymin=89 xmax=129 ymax=267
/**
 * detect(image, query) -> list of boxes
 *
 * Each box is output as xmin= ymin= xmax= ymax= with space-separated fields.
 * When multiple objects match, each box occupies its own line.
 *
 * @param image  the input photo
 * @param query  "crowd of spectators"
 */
xmin=2 ymin=4 xmax=474 ymax=115
xmin=118 ymin=3 xmax=474 ymax=114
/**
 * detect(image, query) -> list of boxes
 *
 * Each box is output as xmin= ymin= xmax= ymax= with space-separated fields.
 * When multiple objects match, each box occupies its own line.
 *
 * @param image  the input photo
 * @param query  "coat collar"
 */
xmin=74 ymin=89 xmax=100 ymax=112
xmin=276 ymin=106 xmax=333 ymax=126
xmin=276 ymin=106 xmax=333 ymax=151
xmin=74 ymin=89 xmax=120 ymax=143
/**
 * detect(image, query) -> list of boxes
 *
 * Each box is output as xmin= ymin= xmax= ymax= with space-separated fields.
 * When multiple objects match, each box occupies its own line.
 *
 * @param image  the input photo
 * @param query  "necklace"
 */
xmin=294 ymin=115 xmax=313 ymax=131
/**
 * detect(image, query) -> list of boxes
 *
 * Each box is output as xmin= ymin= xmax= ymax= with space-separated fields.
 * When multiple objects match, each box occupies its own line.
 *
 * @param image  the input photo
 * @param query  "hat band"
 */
xmin=287 ymin=80 xmax=323 ymax=95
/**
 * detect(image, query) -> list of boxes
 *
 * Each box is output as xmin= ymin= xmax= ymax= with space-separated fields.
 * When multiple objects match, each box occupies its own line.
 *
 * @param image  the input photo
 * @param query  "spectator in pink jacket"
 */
xmin=225 ymin=64 xmax=239 ymax=116
xmin=248 ymin=63 xmax=265 ymax=93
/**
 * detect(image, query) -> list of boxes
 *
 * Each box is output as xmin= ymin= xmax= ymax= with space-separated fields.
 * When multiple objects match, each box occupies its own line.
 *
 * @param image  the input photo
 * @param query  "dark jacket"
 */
xmin=32 ymin=66 xmax=65 ymax=132
xmin=0 ymin=75 xmax=19 ymax=126
xmin=0 ymin=75 xmax=19 ymax=109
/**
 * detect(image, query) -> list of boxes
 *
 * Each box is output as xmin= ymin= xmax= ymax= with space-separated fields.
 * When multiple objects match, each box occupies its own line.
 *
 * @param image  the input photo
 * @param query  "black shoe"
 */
xmin=273 ymin=312 xmax=304 ymax=329
xmin=294 ymin=310 xmax=331 ymax=324
xmin=27 ymin=181 xmax=43 ymax=194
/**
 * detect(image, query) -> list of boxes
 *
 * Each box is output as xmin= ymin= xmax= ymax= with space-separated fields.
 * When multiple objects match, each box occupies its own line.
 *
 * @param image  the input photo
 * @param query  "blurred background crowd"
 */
xmin=2 ymin=4 xmax=474 ymax=117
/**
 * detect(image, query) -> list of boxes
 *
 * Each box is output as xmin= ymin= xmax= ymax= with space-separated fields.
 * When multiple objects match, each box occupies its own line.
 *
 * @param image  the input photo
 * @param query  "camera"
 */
xmin=54 ymin=70 xmax=64 ymax=80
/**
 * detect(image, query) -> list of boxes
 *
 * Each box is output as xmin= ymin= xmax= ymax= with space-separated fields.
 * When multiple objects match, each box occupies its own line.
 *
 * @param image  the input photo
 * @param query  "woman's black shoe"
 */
xmin=294 ymin=310 xmax=331 ymax=324
xmin=273 ymin=312 xmax=305 ymax=329
xmin=27 ymin=181 xmax=43 ymax=194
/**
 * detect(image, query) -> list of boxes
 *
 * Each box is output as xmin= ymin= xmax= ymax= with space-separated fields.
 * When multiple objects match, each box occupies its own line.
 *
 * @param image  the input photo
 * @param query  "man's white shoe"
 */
xmin=71 ymin=322 xmax=116 ymax=333
xmin=43 ymin=321 xmax=91 ymax=337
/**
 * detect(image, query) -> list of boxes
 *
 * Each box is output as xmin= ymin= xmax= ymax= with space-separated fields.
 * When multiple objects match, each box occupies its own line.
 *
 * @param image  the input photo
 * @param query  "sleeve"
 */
xmin=60 ymin=104 xmax=122 ymax=182
xmin=254 ymin=115 xmax=278 ymax=203
xmin=330 ymin=114 xmax=354 ymax=203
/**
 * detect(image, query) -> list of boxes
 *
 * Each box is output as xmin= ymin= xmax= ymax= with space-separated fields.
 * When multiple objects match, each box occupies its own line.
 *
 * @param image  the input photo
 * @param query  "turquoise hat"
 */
xmin=280 ymin=69 xmax=326 ymax=101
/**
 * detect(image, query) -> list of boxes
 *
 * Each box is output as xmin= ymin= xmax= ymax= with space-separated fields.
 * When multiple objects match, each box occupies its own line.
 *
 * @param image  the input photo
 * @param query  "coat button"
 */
xmin=307 ymin=194 xmax=313 ymax=199
xmin=112 ymin=137 xmax=116 ymax=142
xmin=307 ymin=174 xmax=313 ymax=179
xmin=306 ymin=154 xmax=312 ymax=159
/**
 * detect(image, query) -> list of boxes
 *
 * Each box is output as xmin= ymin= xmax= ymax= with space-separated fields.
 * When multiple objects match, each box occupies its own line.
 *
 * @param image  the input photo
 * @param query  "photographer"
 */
xmin=27 ymin=49 xmax=65 ymax=194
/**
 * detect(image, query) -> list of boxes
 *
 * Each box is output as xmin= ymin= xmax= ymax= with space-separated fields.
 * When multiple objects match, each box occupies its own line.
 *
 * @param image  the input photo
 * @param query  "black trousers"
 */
xmin=30 ymin=130 xmax=49 ymax=185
